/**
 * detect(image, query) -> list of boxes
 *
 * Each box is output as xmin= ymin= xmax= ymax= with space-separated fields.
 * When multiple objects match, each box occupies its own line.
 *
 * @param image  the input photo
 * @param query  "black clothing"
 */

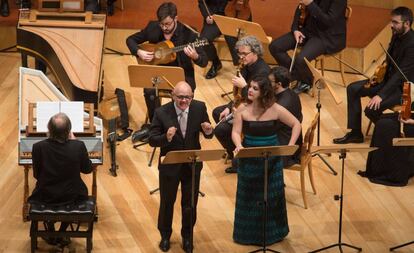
xmin=345 ymin=30 xmax=414 ymax=131
xmin=28 ymin=139 xmax=93 ymax=205
xmin=269 ymin=0 xmax=347 ymax=85
xmin=365 ymin=114 xmax=414 ymax=186
xmin=275 ymin=89 xmax=303 ymax=166
xmin=126 ymin=21 xmax=208 ymax=122
xmin=1 ymin=0 xmax=9 ymax=17
xmin=198 ymin=0 xmax=240 ymax=66
xmin=149 ymin=100 xmax=213 ymax=239
xmin=212 ymin=57 xmax=270 ymax=157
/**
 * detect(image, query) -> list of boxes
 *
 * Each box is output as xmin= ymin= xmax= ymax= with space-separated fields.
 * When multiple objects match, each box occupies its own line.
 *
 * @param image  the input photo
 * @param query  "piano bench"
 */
xmin=28 ymin=196 xmax=96 ymax=253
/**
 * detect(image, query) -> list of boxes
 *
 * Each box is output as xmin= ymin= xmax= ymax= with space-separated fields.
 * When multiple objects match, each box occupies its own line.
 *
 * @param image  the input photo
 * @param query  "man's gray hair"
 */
xmin=235 ymin=35 xmax=264 ymax=56
xmin=47 ymin=112 xmax=72 ymax=143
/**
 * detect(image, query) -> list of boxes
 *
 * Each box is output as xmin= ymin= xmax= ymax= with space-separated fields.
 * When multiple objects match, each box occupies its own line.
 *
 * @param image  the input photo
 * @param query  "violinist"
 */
xmin=198 ymin=0 xmax=251 ymax=79
xmin=269 ymin=0 xmax=347 ymax=94
xmin=212 ymin=35 xmax=270 ymax=173
xmin=334 ymin=7 xmax=414 ymax=144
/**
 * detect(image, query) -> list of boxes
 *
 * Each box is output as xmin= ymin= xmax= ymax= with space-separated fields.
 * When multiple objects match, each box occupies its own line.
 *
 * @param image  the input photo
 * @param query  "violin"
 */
xmin=401 ymin=81 xmax=412 ymax=120
xmin=225 ymin=0 xmax=251 ymax=20
xmin=233 ymin=60 xmax=245 ymax=109
xmin=298 ymin=3 xmax=308 ymax=29
xmin=364 ymin=60 xmax=387 ymax=88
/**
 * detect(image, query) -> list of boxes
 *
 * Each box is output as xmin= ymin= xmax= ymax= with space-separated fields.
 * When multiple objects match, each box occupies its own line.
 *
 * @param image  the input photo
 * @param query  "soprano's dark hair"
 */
xmin=47 ymin=113 xmax=71 ymax=143
xmin=247 ymin=75 xmax=275 ymax=109
xmin=392 ymin=6 xmax=413 ymax=26
xmin=157 ymin=2 xmax=177 ymax=22
xmin=269 ymin=66 xmax=291 ymax=88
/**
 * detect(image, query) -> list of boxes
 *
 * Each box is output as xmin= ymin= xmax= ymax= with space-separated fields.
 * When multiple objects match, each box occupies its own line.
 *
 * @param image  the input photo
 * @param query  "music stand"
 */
xmin=213 ymin=14 xmax=271 ymax=98
xmin=162 ymin=149 xmax=226 ymax=253
xmin=235 ymin=145 xmax=298 ymax=253
xmin=128 ymin=64 xmax=184 ymax=165
xmin=309 ymin=145 xmax=377 ymax=253
xmin=305 ymin=57 xmax=342 ymax=176
xmin=389 ymin=137 xmax=414 ymax=251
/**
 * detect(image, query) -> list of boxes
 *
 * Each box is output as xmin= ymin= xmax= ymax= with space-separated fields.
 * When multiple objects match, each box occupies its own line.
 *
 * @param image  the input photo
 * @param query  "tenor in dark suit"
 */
xmin=269 ymin=0 xmax=347 ymax=93
xmin=334 ymin=7 xmax=414 ymax=144
xmin=149 ymin=81 xmax=213 ymax=252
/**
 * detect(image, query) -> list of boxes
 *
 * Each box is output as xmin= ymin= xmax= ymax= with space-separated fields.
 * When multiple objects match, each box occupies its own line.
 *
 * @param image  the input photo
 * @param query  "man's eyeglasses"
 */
xmin=159 ymin=20 xmax=174 ymax=28
xmin=391 ymin=20 xmax=405 ymax=25
xmin=237 ymin=51 xmax=252 ymax=57
xmin=175 ymin=95 xmax=193 ymax=100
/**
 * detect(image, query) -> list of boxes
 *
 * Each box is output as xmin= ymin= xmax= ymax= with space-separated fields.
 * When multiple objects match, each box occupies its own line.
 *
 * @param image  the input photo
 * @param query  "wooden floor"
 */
xmin=1 ymin=52 xmax=414 ymax=253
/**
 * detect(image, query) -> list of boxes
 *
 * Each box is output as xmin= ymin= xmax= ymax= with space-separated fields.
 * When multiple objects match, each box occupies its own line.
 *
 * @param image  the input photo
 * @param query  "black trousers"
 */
xmin=346 ymin=79 xmax=401 ymax=131
xmin=158 ymin=165 xmax=201 ymax=239
xmin=200 ymin=21 xmax=239 ymax=66
xmin=212 ymin=104 xmax=235 ymax=158
xmin=269 ymin=32 xmax=326 ymax=85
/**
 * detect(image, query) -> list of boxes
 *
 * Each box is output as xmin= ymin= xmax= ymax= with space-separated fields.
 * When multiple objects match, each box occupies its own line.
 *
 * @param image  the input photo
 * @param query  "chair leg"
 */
xmin=300 ymin=169 xmax=308 ymax=209
xmin=308 ymin=161 xmax=316 ymax=194
xmin=339 ymin=52 xmax=347 ymax=87
xmin=366 ymin=120 xmax=373 ymax=136
xmin=320 ymin=57 xmax=325 ymax=76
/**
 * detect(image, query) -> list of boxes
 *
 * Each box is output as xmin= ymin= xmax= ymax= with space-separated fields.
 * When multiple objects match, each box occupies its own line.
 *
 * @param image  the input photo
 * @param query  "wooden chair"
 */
xmin=284 ymin=112 xmax=319 ymax=209
xmin=314 ymin=6 xmax=352 ymax=87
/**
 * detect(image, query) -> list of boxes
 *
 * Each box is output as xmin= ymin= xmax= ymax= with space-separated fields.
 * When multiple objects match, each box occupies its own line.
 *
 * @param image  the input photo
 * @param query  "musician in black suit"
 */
xmin=269 ymin=66 xmax=303 ymax=167
xmin=269 ymin=0 xmax=347 ymax=94
xmin=212 ymin=35 xmax=270 ymax=173
xmin=28 ymin=113 xmax=92 ymax=246
xmin=126 ymin=2 xmax=207 ymax=124
xmin=149 ymin=81 xmax=213 ymax=252
xmin=334 ymin=6 xmax=414 ymax=144
xmin=198 ymin=0 xmax=240 ymax=79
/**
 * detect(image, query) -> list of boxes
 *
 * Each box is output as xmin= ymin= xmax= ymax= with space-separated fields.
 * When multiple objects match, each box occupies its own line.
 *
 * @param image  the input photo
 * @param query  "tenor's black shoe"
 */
xmin=159 ymin=238 xmax=170 ymax=252
xmin=333 ymin=132 xmax=364 ymax=144
xmin=293 ymin=81 xmax=311 ymax=94
xmin=205 ymin=61 xmax=222 ymax=79
xmin=131 ymin=124 xmax=150 ymax=143
xmin=1 ymin=0 xmax=9 ymax=17
xmin=182 ymin=237 xmax=193 ymax=253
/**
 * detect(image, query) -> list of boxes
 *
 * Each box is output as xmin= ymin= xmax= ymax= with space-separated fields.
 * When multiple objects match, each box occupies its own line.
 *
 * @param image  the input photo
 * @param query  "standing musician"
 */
xmin=269 ymin=0 xmax=347 ymax=94
xmin=126 ymin=2 xmax=207 ymax=125
xmin=212 ymin=35 xmax=270 ymax=173
xmin=149 ymin=81 xmax=213 ymax=252
xmin=198 ymin=0 xmax=243 ymax=79
xmin=334 ymin=6 xmax=414 ymax=144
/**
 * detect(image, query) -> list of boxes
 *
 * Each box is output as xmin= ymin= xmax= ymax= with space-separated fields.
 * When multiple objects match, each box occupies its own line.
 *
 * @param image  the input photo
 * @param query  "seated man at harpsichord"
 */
xmin=28 ymin=112 xmax=93 ymax=246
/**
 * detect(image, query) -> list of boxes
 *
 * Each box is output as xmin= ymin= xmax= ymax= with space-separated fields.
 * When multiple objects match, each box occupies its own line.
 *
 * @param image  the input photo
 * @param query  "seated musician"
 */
xmin=333 ymin=6 xmax=414 ymax=144
xmin=198 ymin=0 xmax=243 ymax=79
xmin=358 ymin=110 xmax=414 ymax=186
xmin=1 ymin=0 xmax=9 ymax=17
xmin=28 ymin=113 xmax=93 ymax=246
xmin=269 ymin=0 xmax=347 ymax=94
xmin=269 ymin=66 xmax=303 ymax=167
xmin=126 ymin=2 xmax=207 ymax=131
xmin=85 ymin=0 xmax=117 ymax=15
xmin=212 ymin=35 xmax=270 ymax=173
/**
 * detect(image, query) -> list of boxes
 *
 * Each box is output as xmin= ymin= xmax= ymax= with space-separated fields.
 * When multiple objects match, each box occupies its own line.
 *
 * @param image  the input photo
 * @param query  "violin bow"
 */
xmin=201 ymin=0 xmax=212 ymax=17
xmin=379 ymin=42 xmax=410 ymax=82
xmin=289 ymin=40 xmax=299 ymax=73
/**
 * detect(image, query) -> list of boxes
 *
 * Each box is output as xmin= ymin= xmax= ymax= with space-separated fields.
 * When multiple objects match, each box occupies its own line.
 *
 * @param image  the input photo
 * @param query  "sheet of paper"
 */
xmin=36 ymin=102 xmax=60 ymax=132
xmin=60 ymin=101 xmax=84 ymax=132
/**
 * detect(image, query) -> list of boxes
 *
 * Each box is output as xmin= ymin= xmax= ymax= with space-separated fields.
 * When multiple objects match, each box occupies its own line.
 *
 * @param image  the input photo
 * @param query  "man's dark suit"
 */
xmin=28 ymin=139 xmax=92 ymax=204
xmin=126 ymin=21 xmax=208 ymax=122
xmin=149 ymin=100 xmax=213 ymax=239
xmin=346 ymin=29 xmax=414 ymax=131
xmin=269 ymin=0 xmax=347 ymax=85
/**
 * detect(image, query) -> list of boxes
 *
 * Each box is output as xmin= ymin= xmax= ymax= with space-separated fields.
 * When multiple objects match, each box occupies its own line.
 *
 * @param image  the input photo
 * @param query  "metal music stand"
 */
xmin=213 ymin=14 xmax=271 ymax=98
xmin=162 ymin=149 xmax=226 ymax=253
xmin=309 ymin=145 xmax=377 ymax=253
xmin=305 ymin=57 xmax=342 ymax=176
xmin=128 ymin=64 xmax=184 ymax=166
xmin=235 ymin=145 xmax=299 ymax=253
xmin=389 ymin=137 xmax=414 ymax=251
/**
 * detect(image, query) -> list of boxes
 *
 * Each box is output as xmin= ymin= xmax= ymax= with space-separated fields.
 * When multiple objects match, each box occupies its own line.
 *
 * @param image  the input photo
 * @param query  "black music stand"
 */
xmin=305 ymin=58 xmax=343 ymax=176
xmin=389 ymin=137 xmax=414 ymax=251
xmin=309 ymin=145 xmax=377 ymax=253
xmin=235 ymin=145 xmax=298 ymax=253
xmin=162 ymin=149 xmax=226 ymax=253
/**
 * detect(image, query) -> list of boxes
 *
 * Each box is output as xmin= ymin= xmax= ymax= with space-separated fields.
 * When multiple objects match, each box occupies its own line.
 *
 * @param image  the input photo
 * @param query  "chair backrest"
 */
xmin=345 ymin=6 xmax=352 ymax=20
xmin=299 ymin=112 xmax=319 ymax=158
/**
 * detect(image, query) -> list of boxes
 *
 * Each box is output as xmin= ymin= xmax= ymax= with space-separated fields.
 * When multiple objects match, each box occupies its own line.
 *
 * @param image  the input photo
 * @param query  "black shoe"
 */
xmin=131 ymin=124 xmax=150 ymax=143
xmin=333 ymin=132 xmax=364 ymax=144
xmin=20 ymin=0 xmax=30 ymax=8
xmin=205 ymin=61 xmax=222 ymax=79
xmin=57 ymin=237 xmax=71 ymax=246
xmin=107 ymin=2 xmax=114 ymax=16
xmin=1 ymin=0 xmax=9 ymax=17
xmin=41 ymin=236 xmax=58 ymax=246
xmin=225 ymin=166 xmax=237 ymax=173
xmin=357 ymin=170 xmax=367 ymax=177
xmin=293 ymin=81 xmax=311 ymax=94
xmin=159 ymin=238 xmax=170 ymax=252
xmin=182 ymin=237 xmax=193 ymax=253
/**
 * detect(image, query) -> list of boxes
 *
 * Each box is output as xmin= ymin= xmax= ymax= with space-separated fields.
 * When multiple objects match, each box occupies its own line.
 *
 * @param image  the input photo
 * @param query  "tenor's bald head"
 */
xmin=172 ymin=81 xmax=193 ymax=111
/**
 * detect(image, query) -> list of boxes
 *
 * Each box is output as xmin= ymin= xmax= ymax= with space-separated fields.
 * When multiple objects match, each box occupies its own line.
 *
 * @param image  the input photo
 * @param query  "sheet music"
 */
xmin=36 ymin=101 xmax=84 ymax=132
